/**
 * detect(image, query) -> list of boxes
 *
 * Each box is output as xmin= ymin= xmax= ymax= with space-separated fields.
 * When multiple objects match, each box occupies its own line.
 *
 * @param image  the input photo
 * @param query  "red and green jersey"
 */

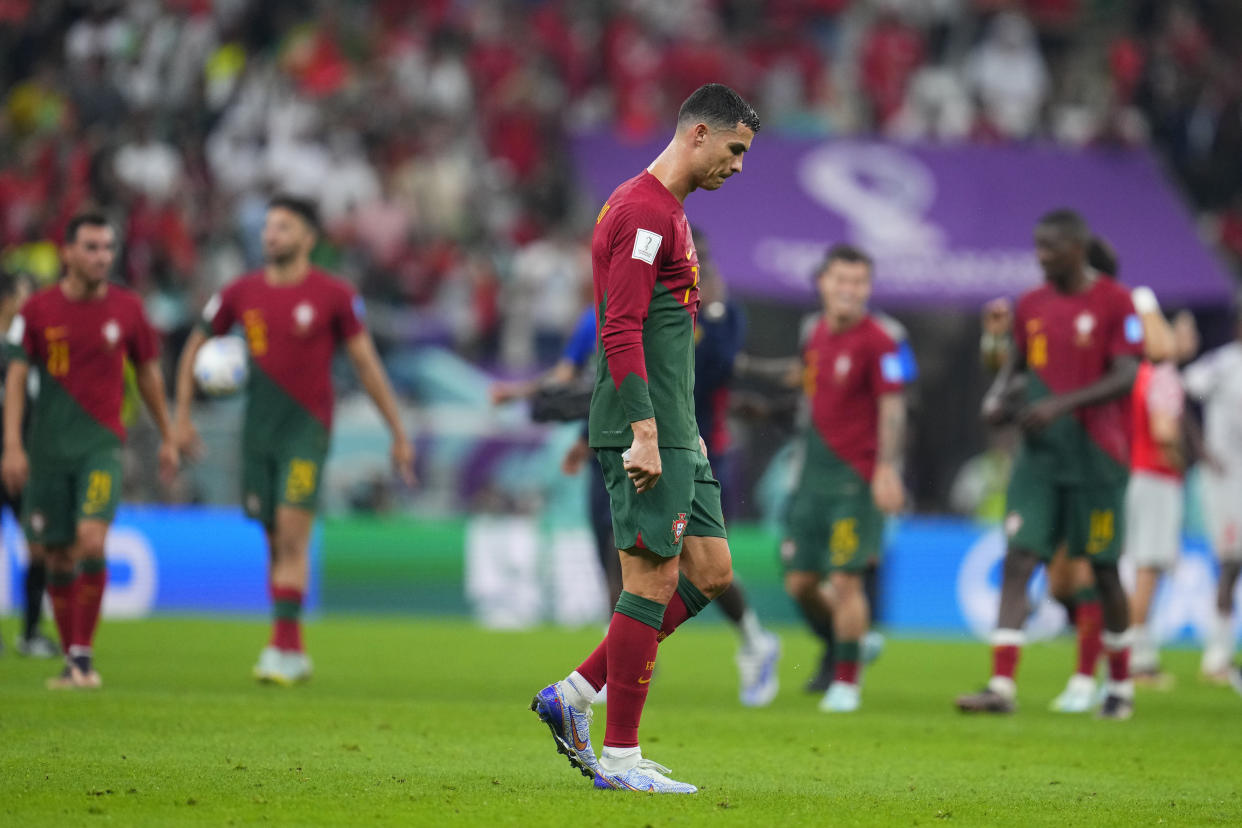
xmin=6 ymin=282 xmax=158 ymax=461
xmin=801 ymin=314 xmax=905 ymax=483
xmin=201 ymin=269 xmax=365 ymax=447
xmin=1013 ymin=275 xmax=1143 ymax=482
xmin=589 ymin=171 xmax=701 ymax=450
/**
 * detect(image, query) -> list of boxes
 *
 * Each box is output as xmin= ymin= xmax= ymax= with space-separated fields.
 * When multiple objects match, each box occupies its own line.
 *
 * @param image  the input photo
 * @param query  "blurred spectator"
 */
xmin=965 ymin=11 xmax=1049 ymax=139
xmin=859 ymin=11 xmax=926 ymax=129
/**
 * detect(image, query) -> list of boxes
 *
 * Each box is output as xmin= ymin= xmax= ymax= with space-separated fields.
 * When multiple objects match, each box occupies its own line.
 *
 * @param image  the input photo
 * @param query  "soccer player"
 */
xmin=173 ymin=196 xmax=414 ymax=685
xmin=0 ymin=269 xmax=58 ymax=658
xmin=956 ymin=209 xmax=1142 ymax=718
xmin=531 ymin=83 xmax=758 ymax=794
xmin=1124 ymin=291 xmax=1186 ymax=685
xmin=1182 ymin=313 xmax=1242 ymax=683
xmin=2 ymin=213 xmax=179 ymax=688
xmin=782 ymin=244 xmax=908 ymax=713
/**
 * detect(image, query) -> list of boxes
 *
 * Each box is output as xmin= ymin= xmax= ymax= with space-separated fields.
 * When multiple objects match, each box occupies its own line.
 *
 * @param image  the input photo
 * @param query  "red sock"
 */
xmin=1107 ymin=646 xmax=1130 ymax=682
xmin=603 ymin=612 xmax=659 ymax=749
xmin=72 ymin=564 xmax=108 ymax=649
xmin=577 ymin=637 xmax=608 ymax=691
xmin=47 ymin=572 xmax=77 ymax=655
xmin=1075 ymin=600 xmax=1103 ymax=677
xmin=992 ymin=645 xmax=1020 ymax=681
xmin=270 ymin=586 xmax=304 ymax=652
xmin=657 ymin=592 xmax=691 ymax=642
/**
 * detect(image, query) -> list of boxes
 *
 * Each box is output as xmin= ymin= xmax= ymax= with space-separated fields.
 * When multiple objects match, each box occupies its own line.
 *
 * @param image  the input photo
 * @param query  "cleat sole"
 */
xmin=530 ymin=695 xmax=593 ymax=779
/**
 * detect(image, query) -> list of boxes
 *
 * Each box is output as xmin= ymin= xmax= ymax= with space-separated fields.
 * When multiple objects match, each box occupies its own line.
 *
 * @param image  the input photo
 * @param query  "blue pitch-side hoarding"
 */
xmin=0 ymin=506 xmax=320 ymax=618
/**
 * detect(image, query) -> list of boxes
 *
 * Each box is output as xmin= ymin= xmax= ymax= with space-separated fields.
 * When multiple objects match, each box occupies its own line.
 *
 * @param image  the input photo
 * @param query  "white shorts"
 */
xmin=1125 ymin=471 xmax=1184 ymax=570
xmin=1202 ymin=470 xmax=1242 ymax=562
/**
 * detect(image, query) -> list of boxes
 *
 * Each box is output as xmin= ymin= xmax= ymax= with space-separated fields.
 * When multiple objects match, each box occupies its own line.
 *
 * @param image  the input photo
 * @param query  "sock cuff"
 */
xmin=1074 ymin=586 xmax=1100 ymax=604
xmin=272 ymin=587 xmax=304 ymax=603
xmin=991 ymin=628 xmax=1026 ymax=647
xmin=1102 ymin=629 xmax=1133 ymax=651
xmin=615 ymin=591 xmax=667 ymax=630
xmin=675 ymin=573 xmax=711 ymax=618
xmin=836 ymin=640 xmax=861 ymax=663
xmin=48 ymin=570 xmax=76 ymax=588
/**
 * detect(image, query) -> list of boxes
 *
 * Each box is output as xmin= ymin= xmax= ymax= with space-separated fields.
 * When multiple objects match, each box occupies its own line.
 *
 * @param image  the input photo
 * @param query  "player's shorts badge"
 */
xmin=102 ymin=319 xmax=120 ymax=347
xmin=30 ymin=511 xmax=45 ymax=533
xmin=1004 ymin=511 xmax=1023 ymax=538
xmin=245 ymin=493 xmax=262 ymax=516
xmin=671 ymin=512 xmax=688 ymax=544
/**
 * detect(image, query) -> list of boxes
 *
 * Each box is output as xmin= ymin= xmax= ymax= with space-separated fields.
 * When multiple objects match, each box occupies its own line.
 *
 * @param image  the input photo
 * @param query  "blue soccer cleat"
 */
xmin=593 ymin=757 xmax=697 ymax=794
xmin=530 ymin=683 xmax=598 ymax=778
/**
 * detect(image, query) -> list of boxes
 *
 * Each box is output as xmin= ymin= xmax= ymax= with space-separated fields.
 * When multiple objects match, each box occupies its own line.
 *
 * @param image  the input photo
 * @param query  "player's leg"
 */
xmin=1202 ymin=473 xmax=1241 ymax=681
xmin=260 ymin=504 xmax=315 ymax=685
xmin=7 ymin=487 xmax=53 ymax=656
xmin=1048 ymin=552 xmax=1103 ymax=712
xmin=783 ymin=471 xmax=837 ymax=692
xmin=1074 ymin=484 xmax=1133 ymax=718
xmin=819 ymin=500 xmax=882 ymax=713
xmin=957 ymin=456 xmax=1057 ymax=713
xmin=25 ymin=462 xmax=83 ymax=686
xmin=1127 ymin=472 xmax=1182 ymax=685
xmin=1046 ymin=546 xmax=1078 ymax=623
xmin=587 ymin=458 xmax=622 ymax=610
xmin=65 ymin=519 xmax=109 ymax=688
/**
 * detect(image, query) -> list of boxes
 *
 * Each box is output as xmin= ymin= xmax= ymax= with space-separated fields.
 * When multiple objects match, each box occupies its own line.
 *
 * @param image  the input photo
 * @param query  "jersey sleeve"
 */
xmin=561 ymin=305 xmax=597 ymax=369
xmin=1181 ymin=348 xmax=1223 ymax=401
xmin=200 ymin=283 xmax=238 ymax=336
xmin=1108 ymin=288 xmax=1144 ymax=361
xmin=126 ymin=297 xmax=160 ymax=363
xmin=333 ymin=286 xmax=366 ymax=343
xmin=599 ymin=205 xmax=666 ymax=424
xmin=1146 ymin=362 xmax=1184 ymax=419
xmin=4 ymin=303 xmax=35 ymax=364
xmin=870 ymin=329 xmax=906 ymax=395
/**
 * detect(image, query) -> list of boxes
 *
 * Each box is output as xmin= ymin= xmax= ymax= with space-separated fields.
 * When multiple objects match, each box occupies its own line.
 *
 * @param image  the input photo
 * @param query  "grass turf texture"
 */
xmin=2 ymin=618 xmax=1240 ymax=826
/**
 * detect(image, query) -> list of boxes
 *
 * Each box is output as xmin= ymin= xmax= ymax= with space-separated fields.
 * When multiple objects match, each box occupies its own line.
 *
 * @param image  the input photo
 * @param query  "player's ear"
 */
xmin=692 ymin=122 xmax=709 ymax=146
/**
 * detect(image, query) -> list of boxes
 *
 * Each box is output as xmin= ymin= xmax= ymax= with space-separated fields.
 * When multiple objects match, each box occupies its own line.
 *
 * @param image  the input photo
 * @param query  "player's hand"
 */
xmin=982 ymin=298 xmax=1013 ymax=336
xmin=871 ymin=461 xmax=904 ymax=514
xmin=489 ymin=382 xmax=521 ymax=405
xmin=391 ymin=437 xmax=417 ymax=487
xmin=698 ymin=435 xmax=709 ymax=459
xmin=157 ymin=440 xmax=180 ymax=485
xmin=562 ymin=437 xmax=591 ymax=476
xmin=1018 ymin=397 xmax=1065 ymax=433
xmin=624 ymin=433 xmax=662 ymax=494
xmin=2 ymin=445 xmax=28 ymax=497
xmin=173 ymin=417 xmax=205 ymax=461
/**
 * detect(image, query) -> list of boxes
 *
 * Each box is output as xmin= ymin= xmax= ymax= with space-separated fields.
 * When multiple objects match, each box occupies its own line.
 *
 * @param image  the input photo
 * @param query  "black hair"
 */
xmin=677 ymin=83 xmax=761 ymax=134
xmin=1086 ymin=235 xmax=1119 ymax=276
xmin=65 ymin=212 xmax=112 ymax=243
xmin=819 ymin=243 xmax=873 ymax=275
xmin=268 ymin=194 xmax=321 ymax=234
xmin=0 ymin=270 xmax=18 ymax=298
xmin=1036 ymin=209 xmax=1091 ymax=244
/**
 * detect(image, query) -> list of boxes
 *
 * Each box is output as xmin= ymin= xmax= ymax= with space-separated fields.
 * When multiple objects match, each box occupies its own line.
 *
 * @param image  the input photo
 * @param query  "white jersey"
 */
xmin=1182 ymin=341 xmax=1242 ymax=467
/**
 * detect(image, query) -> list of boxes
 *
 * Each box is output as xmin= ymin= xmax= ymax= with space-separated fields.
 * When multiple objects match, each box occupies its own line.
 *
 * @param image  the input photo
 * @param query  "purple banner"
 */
xmin=571 ymin=134 xmax=1233 ymax=307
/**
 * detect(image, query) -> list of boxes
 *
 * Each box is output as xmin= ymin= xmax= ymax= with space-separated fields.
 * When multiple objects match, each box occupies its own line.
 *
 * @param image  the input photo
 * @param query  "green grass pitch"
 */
xmin=2 ymin=617 xmax=1240 ymax=826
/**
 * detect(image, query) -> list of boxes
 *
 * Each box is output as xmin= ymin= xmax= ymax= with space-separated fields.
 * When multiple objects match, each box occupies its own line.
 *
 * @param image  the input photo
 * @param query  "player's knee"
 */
xmin=830 ymin=572 xmax=862 ymax=597
xmin=1001 ymin=548 xmax=1038 ymax=582
xmin=76 ymin=527 xmax=107 ymax=560
xmin=699 ymin=567 xmax=733 ymax=600
xmin=784 ymin=571 xmax=819 ymax=603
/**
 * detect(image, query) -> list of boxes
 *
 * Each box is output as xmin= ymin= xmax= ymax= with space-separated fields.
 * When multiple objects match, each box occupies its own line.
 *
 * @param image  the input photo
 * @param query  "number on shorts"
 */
xmin=829 ymin=518 xmax=859 ymax=567
xmin=83 ymin=471 xmax=112 ymax=515
xmin=285 ymin=459 xmax=317 ymax=504
xmin=1086 ymin=509 xmax=1114 ymax=555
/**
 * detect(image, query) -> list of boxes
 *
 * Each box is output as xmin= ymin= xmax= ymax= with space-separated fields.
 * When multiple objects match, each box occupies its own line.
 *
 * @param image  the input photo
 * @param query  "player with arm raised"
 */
xmin=782 ymin=245 xmax=909 ymax=713
xmin=173 ymin=196 xmax=414 ymax=685
xmin=530 ymin=83 xmax=758 ymax=794
xmin=956 ymin=209 xmax=1142 ymax=719
xmin=2 ymin=213 xmax=178 ymax=689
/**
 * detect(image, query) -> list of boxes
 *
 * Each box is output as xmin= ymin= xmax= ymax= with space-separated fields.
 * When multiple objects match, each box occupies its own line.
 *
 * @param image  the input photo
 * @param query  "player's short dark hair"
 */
xmin=818 ymin=243 xmax=873 ymax=277
xmin=1086 ymin=235 xmax=1119 ymax=276
xmin=65 ymin=212 xmax=112 ymax=243
xmin=268 ymin=194 xmax=321 ymax=234
xmin=1036 ymin=209 xmax=1091 ymax=244
xmin=0 ymin=269 xmax=19 ymax=298
xmin=677 ymin=84 xmax=760 ymax=134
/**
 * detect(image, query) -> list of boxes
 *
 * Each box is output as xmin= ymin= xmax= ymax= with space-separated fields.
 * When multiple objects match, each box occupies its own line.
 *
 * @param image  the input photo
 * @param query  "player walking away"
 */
xmin=1182 ymin=312 xmax=1242 ymax=683
xmin=1124 ymin=290 xmax=1188 ymax=687
xmin=531 ymin=83 xmax=758 ymax=794
xmin=957 ymin=210 xmax=1142 ymax=718
xmin=173 ymin=196 xmax=415 ymax=685
xmin=782 ymin=245 xmax=908 ymax=713
xmin=0 ymin=269 xmax=57 ymax=658
xmin=2 ymin=213 xmax=179 ymax=688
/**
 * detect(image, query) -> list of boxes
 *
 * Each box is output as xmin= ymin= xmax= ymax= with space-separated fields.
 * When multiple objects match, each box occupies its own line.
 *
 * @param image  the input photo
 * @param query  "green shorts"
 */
xmin=24 ymin=449 xmax=122 ymax=547
xmin=783 ymin=452 xmax=884 ymax=575
xmin=595 ymin=447 xmax=726 ymax=558
xmin=242 ymin=439 xmax=328 ymax=528
xmin=1005 ymin=452 xmax=1126 ymax=564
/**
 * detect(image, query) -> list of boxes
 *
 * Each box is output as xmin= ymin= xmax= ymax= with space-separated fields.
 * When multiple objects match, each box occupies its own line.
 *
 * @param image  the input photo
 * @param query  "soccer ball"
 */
xmin=193 ymin=335 xmax=248 ymax=397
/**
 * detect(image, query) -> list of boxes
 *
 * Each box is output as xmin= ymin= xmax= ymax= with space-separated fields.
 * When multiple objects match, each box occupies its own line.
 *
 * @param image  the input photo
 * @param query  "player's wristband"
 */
xmin=1131 ymin=286 xmax=1160 ymax=315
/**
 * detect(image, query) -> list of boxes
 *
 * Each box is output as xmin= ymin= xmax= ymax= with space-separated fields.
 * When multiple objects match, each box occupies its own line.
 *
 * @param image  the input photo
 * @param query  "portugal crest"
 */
xmin=293 ymin=301 xmax=315 ymax=331
xmin=671 ymin=513 xmax=688 ymax=544
xmin=1074 ymin=312 xmax=1095 ymax=346
xmin=102 ymin=319 xmax=121 ymax=347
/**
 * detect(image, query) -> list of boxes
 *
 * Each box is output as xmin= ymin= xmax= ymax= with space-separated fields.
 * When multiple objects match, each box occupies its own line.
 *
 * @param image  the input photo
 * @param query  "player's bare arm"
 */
xmin=490 ymin=359 xmax=577 ymax=405
xmin=733 ymin=353 xmax=803 ymax=388
xmin=171 ymin=326 xmax=208 ymax=459
xmin=1019 ymin=354 xmax=1139 ymax=433
xmin=873 ymin=391 xmax=906 ymax=514
xmin=344 ymin=331 xmax=416 ymax=487
xmin=2 ymin=356 xmax=29 ymax=496
xmin=134 ymin=358 xmax=180 ymax=483
xmin=624 ymin=417 xmax=661 ymax=493
xmin=982 ymin=346 xmax=1025 ymax=425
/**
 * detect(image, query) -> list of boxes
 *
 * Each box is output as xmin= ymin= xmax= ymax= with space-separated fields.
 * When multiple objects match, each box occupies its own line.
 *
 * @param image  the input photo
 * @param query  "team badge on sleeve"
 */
xmin=1124 ymin=314 xmax=1143 ymax=344
xmin=352 ymin=295 xmax=366 ymax=320
xmin=881 ymin=352 xmax=904 ymax=383
xmin=632 ymin=229 xmax=662 ymax=264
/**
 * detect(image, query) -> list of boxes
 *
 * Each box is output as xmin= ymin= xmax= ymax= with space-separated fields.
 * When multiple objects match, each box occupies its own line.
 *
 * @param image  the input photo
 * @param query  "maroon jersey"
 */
xmin=588 ymin=170 xmax=701 ymax=449
xmin=802 ymin=314 xmax=905 ymax=481
xmin=9 ymin=282 xmax=158 ymax=456
xmin=1013 ymin=275 xmax=1143 ymax=475
xmin=202 ymin=269 xmax=364 ymax=431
